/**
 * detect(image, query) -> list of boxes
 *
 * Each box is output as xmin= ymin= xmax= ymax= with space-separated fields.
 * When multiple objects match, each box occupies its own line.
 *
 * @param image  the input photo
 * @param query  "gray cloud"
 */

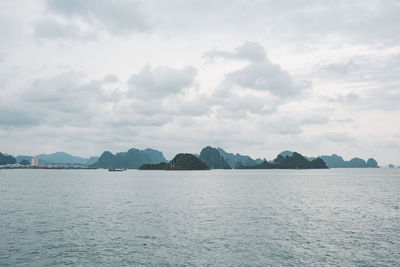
xmin=169 ymin=95 xmax=211 ymax=116
xmin=33 ymin=18 xmax=96 ymax=41
xmin=332 ymin=118 xmax=355 ymax=124
xmin=0 ymin=72 xmax=123 ymax=130
xmin=360 ymin=88 xmax=400 ymax=111
xmin=318 ymin=60 xmax=357 ymax=77
xmin=226 ymin=62 xmax=303 ymax=98
xmin=45 ymin=0 xmax=153 ymax=34
xmin=204 ymin=41 xmax=266 ymax=62
xmin=322 ymin=92 xmax=360 ymax=103
xmin=0 ymin=107 xmax=40 ymax=127
xmin=142 ymin=0 xmax=400 ymax=47
xmin=267 ymin=117 xmax=302 ymax=135
xmin=24 ymin=72 xmax=102 ymax=111
xmin=128 ymin=65 xmax=197 ymax=99
xmin=325 ymin=132 xmax=357 ymax=144
xmin=300 ymin=116 xmax=330 ymax=125
xmin=321 ymin=85 xmax=400 ymax=112
xmin=212 ymin=93 xmax=279 ymax=119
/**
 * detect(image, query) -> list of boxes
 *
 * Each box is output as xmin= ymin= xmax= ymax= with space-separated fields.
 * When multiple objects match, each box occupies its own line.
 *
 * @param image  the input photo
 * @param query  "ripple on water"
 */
xmin=0 ymin=169 xmax=399 ymax=266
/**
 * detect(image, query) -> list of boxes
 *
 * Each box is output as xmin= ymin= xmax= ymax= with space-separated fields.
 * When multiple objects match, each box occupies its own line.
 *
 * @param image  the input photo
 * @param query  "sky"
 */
xmin=1 ymin=0 xmax=399 ymax=165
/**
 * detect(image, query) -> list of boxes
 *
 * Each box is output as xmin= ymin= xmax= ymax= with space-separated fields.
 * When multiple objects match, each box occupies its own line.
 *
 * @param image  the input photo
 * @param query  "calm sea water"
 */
xmin=0 ymin=169 xmax=399 ymax=266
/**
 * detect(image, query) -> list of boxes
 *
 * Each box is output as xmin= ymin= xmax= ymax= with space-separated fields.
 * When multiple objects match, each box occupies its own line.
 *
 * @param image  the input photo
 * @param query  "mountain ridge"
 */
xmin=91 ymin=148 xmax=167 ymax=169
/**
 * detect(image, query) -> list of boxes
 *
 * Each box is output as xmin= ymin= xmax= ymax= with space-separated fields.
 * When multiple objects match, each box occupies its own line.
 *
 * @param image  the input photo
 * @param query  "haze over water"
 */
xmin=1 ymin=169 xmax=399 ymax=266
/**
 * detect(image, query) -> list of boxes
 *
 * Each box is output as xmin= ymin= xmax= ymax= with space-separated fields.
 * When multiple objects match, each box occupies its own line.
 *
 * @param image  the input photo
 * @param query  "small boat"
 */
xmin=108 ymin=168 xmax=125 ymax=172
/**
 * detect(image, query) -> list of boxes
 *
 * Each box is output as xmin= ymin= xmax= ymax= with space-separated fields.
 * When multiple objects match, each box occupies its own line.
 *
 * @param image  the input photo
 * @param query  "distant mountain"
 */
xmin=238 ymin=152 xmax=328 ymax=169
xmin=35 ymin=152 xmax=91 ymax=165
xmin=199 ymin=146 xmax=231 ymax=169
xmin=91 ymin=148 xmax=167 ymax=169
xmin=143 ymin=148 xmax=166 ymax=164
xmin=0 ymin=152 xmax=16 ymax=165
xmin=140 ymin=153 xmax=208 ymax=170
xmin=347 ymin=157 xmax=368 ymax=168
xmin=319 ymin=154 xmax=346 ymax=168
xmin=16 ymin=153 xmax=98 ymax=165
xmin=86 ymin=156 xmax=99 ymax=165
xmin=217 ymin=148 xmax=263 ymax=168
xmin=320 ymin=154 xmax=379 ymax=168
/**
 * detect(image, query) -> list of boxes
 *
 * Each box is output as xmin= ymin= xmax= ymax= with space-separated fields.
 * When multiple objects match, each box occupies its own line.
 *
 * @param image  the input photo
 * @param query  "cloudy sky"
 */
xmin=1 ymin=0 xmax=400 ymax=164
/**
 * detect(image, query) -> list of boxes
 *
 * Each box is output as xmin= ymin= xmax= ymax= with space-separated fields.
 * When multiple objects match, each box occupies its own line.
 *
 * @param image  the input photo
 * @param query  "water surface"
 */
xmin=0 ymin=169 xmax=399 ymax=266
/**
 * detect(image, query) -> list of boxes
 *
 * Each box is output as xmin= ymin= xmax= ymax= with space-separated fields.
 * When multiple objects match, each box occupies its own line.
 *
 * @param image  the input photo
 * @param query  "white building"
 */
xmin=31 ymin=157 xmax=39 ymax=166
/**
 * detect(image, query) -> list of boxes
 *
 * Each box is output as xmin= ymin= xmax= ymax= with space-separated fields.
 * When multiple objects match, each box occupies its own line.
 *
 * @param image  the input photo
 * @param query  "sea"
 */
xmin=0 ymin=169 xmax=399 ymax=266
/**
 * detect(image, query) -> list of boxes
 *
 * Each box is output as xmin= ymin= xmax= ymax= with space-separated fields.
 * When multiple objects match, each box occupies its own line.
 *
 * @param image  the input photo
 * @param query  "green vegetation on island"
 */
xmin=237 ymin=152 xmax=328 ymax=169
xmin=199 ymin=146 xmax=231 ymax=169
xmin=0 ymin=153 xmax=17 ymax=165
xmin=140 ymin=153 xmax=209 ymax=170
xmin=139 ymin=162 xmax=169 ymax=170
xmin=0 ymin=152 xmax=17 ymax=165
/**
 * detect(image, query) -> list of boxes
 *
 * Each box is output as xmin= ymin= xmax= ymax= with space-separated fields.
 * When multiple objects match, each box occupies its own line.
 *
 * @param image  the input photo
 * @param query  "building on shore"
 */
xmin=31 ymin=157 xmax=39 ymax=166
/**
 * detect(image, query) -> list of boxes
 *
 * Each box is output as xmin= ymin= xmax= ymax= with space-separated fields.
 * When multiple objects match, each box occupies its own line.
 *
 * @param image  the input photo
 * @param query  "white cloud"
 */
xmin=128 ymin=65 xmax=197 ymax=99
xmin=205 ymin=42 xmax=310 ymax=98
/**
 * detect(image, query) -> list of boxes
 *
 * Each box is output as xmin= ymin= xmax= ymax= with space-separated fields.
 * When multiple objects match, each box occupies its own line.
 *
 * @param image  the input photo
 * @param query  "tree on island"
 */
xmin=140 ymin=153 xmax=209 ymax=170
xmin=237 ymin=152 xmax=328 ymax=169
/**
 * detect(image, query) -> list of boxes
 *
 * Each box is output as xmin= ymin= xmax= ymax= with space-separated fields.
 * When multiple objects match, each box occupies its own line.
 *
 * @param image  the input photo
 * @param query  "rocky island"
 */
xmin=237 ymin=152 xmax=328 ymax=169
xmin=199 ymin=146 xmax=231 ymax=169
xmin=140 ymin=153 xmax=209 ymax=170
